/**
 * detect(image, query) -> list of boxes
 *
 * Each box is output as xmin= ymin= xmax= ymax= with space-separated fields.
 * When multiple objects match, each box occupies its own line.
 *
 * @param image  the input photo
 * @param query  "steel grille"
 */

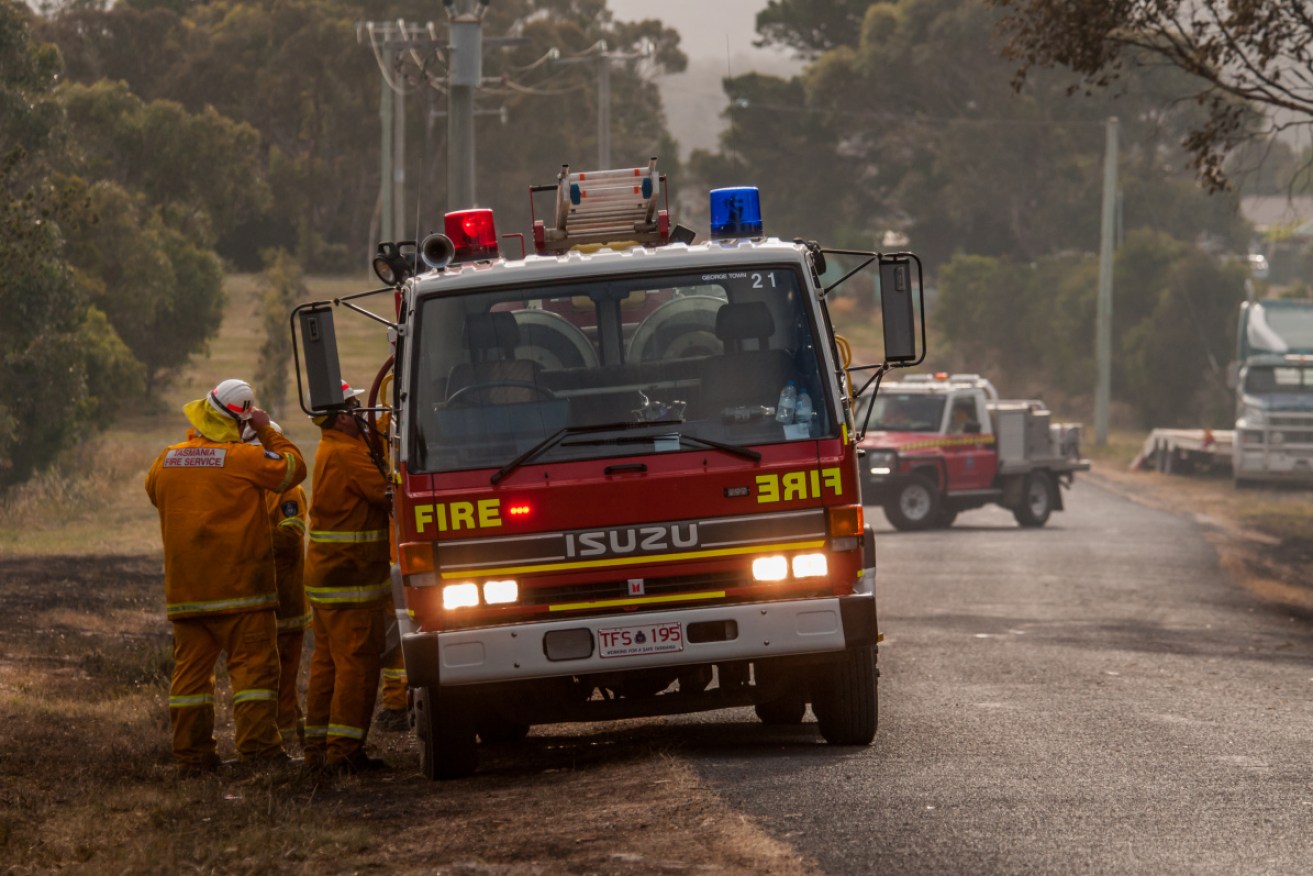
xmin=526 ymin=571 xmax=746 ymax=605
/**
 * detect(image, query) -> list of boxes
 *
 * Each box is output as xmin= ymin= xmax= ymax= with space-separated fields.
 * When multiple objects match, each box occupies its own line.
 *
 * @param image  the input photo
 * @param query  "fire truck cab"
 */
xmin=294 ymin=161 xmax=925 ymax=778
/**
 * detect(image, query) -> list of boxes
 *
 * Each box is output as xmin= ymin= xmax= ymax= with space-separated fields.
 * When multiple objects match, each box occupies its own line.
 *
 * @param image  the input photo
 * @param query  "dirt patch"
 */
xmin=0 ymin=554 xmax=815 ymax=874
xmin=1087 ymin=462 xmax=1313 ymax=616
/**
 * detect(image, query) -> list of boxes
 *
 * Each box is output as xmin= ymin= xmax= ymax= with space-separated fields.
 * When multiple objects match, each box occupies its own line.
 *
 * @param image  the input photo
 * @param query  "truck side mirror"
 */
xmin=879 ymin=256 xmax=920 ymax=365
xmin=293 ymin=303 xmax=346 ymax=413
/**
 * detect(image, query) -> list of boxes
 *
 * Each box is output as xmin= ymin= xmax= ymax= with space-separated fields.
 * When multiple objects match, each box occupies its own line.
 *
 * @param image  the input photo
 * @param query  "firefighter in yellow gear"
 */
xmin=244 ymin=421 xmax=312 ymax=746
xmin=303 ymin=381 xmax=393 ymax=772
xmin=364 ymin=400 xmax=408 ymax=733
xmin=272 ymin=483 xmax=310 ymax=743
xmin=376 ymin=594 xmax=409 ymax=731
xmin=145 ymin=379 xmax=306 ymax=772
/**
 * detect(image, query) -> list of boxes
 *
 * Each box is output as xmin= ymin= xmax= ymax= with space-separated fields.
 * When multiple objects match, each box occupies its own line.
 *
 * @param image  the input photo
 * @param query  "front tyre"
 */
xmin=812 ymin=645 xmax=878 ymax=745
xmin=884 ymin=474 xmax=941 ymax=531
xmin=1013 ymin=471 xmax=1053 ymax=528
xmin=415 ymin=686 xmax=478 ymax=780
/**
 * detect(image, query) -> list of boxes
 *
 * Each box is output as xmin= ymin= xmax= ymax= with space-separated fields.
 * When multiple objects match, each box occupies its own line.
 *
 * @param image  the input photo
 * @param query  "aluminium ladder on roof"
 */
xmin=531 ymin=157 xmax=669 ymax=254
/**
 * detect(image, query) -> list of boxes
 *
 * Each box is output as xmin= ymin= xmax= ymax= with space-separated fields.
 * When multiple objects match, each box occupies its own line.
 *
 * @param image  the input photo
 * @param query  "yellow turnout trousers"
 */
xmin=381 ymin=594 xmax=408 ymax=711
xmin=304 ymin=604 xmax=383 ymax=766
xmin=169 ymin=611 xmax=282 ymax=766
xmin=277 ymin=630 xmax=306 ymax=744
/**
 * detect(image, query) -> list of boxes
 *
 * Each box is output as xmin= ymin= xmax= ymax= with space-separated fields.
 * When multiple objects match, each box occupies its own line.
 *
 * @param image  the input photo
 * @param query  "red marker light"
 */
xmin=445 ymin=209 xmax=499 ymax=262
xmin=506 ymin=503 xmax=532 ymax=519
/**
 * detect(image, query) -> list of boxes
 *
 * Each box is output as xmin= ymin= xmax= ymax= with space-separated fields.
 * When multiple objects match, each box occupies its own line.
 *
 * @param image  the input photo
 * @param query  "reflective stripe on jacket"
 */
xmin=269 ymin=483 xmax=309 ymax=629
xmin=146 ymin=424 xmax=307 ymax=620
xmin=304 ymin=429 xmax=391 ymax=606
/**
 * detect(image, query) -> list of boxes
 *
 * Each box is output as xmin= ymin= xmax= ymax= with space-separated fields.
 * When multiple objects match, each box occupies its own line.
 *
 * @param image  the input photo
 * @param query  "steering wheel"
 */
xmin=446 ymin=381 xmax=557 ymax=406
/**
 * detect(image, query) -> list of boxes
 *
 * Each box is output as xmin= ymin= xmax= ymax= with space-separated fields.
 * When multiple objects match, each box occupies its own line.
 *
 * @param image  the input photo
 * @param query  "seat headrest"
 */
xmin=464 ymin=312 xmax=521 ymax=356
xmin=715 ymin=301 xmax=775 ymax=343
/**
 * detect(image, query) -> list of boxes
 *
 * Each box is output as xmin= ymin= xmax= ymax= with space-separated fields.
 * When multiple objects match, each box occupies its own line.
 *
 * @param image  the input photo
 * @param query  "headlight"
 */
xmin=483 ymin=579 xmax=519 ymax=604
xmin=791 ymin=553 xmax=828 ymax=579
xmin=866 ymin=450 xmax=897 ymax=476
xmin=442 ymin=582 xmax=480 ymax=610
xmin=752 ymin=555 xmax=789 ymax=581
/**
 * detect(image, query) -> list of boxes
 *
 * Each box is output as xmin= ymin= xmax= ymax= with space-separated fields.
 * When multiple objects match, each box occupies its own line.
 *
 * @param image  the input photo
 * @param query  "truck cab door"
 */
xmin=943 ymin=392 xmax=997 ymax=492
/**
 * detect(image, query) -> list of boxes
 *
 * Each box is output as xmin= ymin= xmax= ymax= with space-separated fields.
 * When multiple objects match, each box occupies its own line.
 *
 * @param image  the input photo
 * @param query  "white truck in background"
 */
xmin=1135 ymin=298 xmax=1313 ymax=485
xmin=1232 ymin=298 xmax=1313 ymax=485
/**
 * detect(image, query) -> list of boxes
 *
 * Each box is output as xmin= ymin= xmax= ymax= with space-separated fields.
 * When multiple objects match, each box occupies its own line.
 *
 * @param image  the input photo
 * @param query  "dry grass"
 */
xmin=1089 ymin=458 xmax=1313 ymax=616
xmin=0 ymin=273 xmax=390 ymax=554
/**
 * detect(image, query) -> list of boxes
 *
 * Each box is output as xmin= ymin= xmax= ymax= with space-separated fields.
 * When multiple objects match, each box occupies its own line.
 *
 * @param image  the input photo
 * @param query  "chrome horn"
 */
xmin=420 ymin=233 xmax=456 ymax=269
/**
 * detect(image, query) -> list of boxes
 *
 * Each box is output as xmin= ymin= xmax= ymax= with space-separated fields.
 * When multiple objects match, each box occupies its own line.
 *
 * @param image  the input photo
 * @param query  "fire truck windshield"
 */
xmin=408 ymin=267 xmax=828 ymax=473
xmin=865 ymin=393 xmax=946 ymax=432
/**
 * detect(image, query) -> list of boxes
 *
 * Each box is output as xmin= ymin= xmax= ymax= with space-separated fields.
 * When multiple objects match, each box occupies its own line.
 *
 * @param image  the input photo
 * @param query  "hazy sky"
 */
xmin=606 ymin=0 xmax=793 ymax=71
xmin=605 ymin=0 xmax=801 ymax=157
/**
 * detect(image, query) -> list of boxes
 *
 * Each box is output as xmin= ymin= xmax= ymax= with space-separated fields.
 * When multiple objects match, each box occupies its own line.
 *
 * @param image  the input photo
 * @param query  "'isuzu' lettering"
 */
xmin=414 ymin=499 xmax=501 ymax=534
xmin=565 ymin=523 xmax=699 ymax=558
xmin=756 ymin=466 xmax=843 ymax=503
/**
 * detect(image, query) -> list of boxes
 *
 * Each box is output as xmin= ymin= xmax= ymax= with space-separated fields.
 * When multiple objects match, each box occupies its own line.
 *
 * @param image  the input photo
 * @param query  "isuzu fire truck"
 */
xmin=294 ymin=160 xmax=925 ymax=779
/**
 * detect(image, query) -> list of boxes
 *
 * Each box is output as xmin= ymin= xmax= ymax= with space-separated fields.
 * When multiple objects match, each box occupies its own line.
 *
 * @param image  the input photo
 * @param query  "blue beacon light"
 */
xmin=709 ymin=187 xmax=763 ymax=239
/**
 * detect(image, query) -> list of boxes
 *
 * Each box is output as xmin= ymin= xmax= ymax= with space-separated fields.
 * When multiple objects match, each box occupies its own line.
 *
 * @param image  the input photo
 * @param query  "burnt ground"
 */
xmin=0 ymin=554 xmax=811 ymax=875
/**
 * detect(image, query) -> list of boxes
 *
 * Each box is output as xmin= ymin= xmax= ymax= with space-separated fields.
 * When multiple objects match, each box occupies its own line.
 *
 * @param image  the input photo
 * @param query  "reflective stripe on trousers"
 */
xmin=308 ymin=529 xmax=387 ymax=544
xmin=306 ymin=583 xmax=390 ymax=605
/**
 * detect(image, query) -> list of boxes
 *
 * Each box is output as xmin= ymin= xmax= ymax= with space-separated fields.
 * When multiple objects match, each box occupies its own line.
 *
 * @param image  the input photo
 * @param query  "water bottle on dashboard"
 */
xmin=775 ymin=380 xmax=797 ymax=424
xmin=794 ymin=388 xmax=813 ymax=434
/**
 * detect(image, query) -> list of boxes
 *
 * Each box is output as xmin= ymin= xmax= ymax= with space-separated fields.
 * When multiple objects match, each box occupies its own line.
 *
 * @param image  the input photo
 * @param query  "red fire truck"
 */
xmin=294 ymin=160 xmax=925 ymax=779
xmin=857 ymin=373 xmax=1089 ymax=530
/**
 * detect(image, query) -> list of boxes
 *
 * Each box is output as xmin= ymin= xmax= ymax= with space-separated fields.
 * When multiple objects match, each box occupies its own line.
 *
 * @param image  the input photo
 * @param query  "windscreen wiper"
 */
xmin=674 ymin=432 xmax=761 ymax=462
xmin=490 ymin=419 xmax=684 ymax=485
xmin=561 ymin=430 xmax=760 ymax=462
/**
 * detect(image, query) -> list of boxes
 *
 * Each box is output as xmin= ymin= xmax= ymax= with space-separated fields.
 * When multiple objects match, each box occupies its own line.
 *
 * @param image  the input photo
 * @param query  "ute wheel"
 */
xmin=754 ymin=691 xmax=807 ymax=725
xmin=884 ymin=474 xmax=941 ymax=531
xmin=415 ymin=686 xmax=478 ymax=780
xmin=812 ymin=645 xmax=878 ymax=745
xmin=1013 ymin=471 xmax=1053 ymax=528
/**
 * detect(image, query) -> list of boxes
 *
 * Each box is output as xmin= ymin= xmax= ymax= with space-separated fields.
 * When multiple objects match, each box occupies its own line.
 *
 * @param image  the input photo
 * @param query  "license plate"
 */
xmin=597 ymin=621 xmax=684 ymax=658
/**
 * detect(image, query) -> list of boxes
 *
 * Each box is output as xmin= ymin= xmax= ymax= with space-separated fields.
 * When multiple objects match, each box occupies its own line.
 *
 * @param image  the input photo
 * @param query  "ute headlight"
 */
xmin=866 ymin=450 xmax=897 ymax=476
xmin=483 ymin=579 xmax=519 ymax=604
xmin=752 ymin=555 xmax=789 ymax=581
xmin=792 ymin=553 xmax=828 ymax=579
xmin=442 ymin=582 xmax=480 ymax=610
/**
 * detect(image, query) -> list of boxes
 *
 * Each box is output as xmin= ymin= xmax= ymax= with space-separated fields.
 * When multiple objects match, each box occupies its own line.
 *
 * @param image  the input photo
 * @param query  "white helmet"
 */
xmin=340 ymin=379 xmax=365 ymax=403
xmin=311 ymin=380 xmax=365 ymax=425
xmin=208 ymin=379 xmax=255 ymax=422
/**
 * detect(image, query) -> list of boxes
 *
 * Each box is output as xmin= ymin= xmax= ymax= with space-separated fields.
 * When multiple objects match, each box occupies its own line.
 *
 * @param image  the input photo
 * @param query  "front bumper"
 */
xmin=403 ymin=592 xmax=877 ymax=688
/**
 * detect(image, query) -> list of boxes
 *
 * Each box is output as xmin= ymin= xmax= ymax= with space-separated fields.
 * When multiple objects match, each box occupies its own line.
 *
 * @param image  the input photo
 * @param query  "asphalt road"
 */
xmin=677 ymin=478 xmax=1313 ymax=875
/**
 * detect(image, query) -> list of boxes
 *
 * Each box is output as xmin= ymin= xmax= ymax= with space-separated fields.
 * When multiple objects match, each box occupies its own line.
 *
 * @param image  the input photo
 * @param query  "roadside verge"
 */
xmin=1085 ymin=462 xmax=1313 ymax=617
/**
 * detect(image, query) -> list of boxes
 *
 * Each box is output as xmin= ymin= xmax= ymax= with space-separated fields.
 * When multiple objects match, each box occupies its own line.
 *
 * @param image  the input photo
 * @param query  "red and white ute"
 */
xmin=857 ymin=374 xmax=1088 ymax=530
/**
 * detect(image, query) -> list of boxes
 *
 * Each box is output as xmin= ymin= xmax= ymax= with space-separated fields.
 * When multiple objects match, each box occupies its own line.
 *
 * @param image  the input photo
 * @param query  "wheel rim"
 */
xmin=1027 ymin=480 xmax=1049 ymax=516
xmin=900 ymin=485 xmax=932 ymax=521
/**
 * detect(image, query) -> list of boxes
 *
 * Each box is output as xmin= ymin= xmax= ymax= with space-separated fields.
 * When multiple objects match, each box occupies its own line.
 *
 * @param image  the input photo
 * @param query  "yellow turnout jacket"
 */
xmin=146 ymin=423 xmax=306 ymax=620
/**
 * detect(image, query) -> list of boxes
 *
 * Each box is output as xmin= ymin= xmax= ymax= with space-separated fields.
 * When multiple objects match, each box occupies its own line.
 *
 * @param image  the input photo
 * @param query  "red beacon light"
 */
xmin=445 ymin=209 xmax=499 ymax=263
xmin=505 ymin=502 xmax=532 ymax=520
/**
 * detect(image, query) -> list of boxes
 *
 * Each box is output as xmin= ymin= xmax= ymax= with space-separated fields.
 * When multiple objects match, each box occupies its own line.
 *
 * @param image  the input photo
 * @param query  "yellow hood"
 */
xmin=183 ymin=398 xmax=242 ymax=443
